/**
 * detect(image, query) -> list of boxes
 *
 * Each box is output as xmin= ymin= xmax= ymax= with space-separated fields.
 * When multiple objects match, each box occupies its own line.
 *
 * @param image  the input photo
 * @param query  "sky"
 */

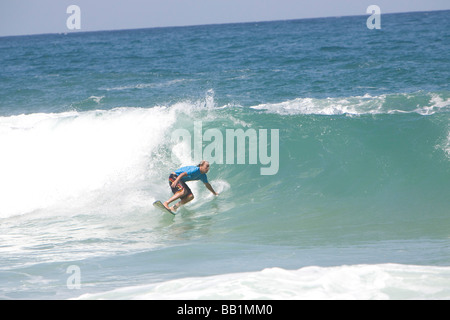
xmin=1 ymin=0 xmax=449 ymax=37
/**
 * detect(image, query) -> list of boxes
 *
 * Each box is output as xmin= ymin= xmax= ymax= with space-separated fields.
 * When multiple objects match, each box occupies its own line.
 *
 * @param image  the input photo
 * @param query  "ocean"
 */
xmin=0 ymin=10 xmax=449 ymax=300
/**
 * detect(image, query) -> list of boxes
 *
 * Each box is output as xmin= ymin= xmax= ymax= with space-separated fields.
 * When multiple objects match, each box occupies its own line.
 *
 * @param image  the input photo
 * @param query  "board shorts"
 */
xmin=169 ymin=173 xmax=193 ymax=199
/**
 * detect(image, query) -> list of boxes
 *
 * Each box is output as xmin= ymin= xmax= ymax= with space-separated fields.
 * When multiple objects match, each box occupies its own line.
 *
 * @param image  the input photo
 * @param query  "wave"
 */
xmin=0 ymin=107 xmax=175 ymax=218
xmin=1 ymin=90 xmax=448 ymax=227
xmin=0 ymin=98 xmax=448 ymax=299
xmin=250 ymin=92 xmax=450 ymax=116
xmin=75 ymin=263 xmax=450 ymax=300
xmin=0 ymin=93 xmax=225 ymax=219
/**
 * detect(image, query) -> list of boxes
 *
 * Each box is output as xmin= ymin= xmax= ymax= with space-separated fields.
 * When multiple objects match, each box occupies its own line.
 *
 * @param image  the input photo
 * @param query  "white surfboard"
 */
xmin=153 ymin=200 xmax=176 ymax=215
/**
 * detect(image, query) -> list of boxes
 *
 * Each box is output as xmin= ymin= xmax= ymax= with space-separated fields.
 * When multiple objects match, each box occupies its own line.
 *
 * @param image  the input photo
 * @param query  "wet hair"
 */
xmin=197 ymin=160 xmax=208 ymax=167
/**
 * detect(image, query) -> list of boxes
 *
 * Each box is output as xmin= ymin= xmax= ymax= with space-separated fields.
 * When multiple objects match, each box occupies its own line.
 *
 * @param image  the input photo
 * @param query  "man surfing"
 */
xmin=163 ymin=160 xmax=218 ymax=213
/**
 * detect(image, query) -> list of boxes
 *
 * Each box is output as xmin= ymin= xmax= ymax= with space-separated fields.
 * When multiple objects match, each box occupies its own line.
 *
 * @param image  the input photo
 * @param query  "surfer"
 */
xmin=164 ymin=160 xmax=218 ymax=213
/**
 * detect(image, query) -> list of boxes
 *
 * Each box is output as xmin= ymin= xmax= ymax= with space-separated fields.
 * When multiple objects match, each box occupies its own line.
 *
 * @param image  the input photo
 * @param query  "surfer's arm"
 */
xmin=171 ymin=172 xmax=187 ymax=188
xmin=204 ymin=183 xmax=219 ymax=196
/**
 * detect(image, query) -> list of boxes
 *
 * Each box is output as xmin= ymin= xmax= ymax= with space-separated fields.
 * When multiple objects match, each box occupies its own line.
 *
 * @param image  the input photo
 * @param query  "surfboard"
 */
xmin=153 ymin=200 xmax=176 ymax=215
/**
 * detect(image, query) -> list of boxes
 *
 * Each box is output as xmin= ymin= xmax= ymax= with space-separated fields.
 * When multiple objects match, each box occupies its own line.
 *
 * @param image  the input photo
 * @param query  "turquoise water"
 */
xmin=0 ymin=11 xmax=449 ymax=299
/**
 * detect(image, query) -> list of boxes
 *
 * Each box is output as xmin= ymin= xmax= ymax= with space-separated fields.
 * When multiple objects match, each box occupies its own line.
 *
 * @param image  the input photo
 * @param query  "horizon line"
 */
xmin=1 ymin=8 xmax=448 ymax=39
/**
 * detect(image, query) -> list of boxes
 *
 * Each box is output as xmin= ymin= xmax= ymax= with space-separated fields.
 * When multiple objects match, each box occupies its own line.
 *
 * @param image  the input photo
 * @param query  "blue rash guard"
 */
xmin=174 ymin=166 xmax=209 ymax=184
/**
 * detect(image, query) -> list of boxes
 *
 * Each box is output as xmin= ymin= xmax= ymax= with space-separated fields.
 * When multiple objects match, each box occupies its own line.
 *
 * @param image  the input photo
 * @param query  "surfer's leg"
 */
xmin=164 ymin=191 xmax=185 ymax=210
xmin=165 ymin=174 xmax=188 ymax=211
xmin=173 ymin=194 xmax=194 ymax=211
xmin=172 ymin=183 xmax=193 ymax=211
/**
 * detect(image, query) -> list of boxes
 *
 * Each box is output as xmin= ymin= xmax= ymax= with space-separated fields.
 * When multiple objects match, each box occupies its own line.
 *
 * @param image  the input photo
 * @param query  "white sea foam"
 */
xmin=75 ymin=264 xmax=450 ymax=300
xmin=443 ymin=131 xmax=450 ymax=159
xmin=0 ymin=107 xmax=176 ymax=218
xmin=251 ymin=92 xmax=450 ymax=116
xmin=417 ymin=94 xmax=450 ymax=115
xmin=88 ymin=96 xmax=105 ymax=104
xmin=0 ymin=93 xmax=232 ymax=219
xmin=250 ymin=95 xmax=386 ymax=115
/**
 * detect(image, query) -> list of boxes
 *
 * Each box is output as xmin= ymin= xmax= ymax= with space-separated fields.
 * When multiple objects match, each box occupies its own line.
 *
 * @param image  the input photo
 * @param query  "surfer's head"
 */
xmin=197 ymin=160 xmax=210 ymax=174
